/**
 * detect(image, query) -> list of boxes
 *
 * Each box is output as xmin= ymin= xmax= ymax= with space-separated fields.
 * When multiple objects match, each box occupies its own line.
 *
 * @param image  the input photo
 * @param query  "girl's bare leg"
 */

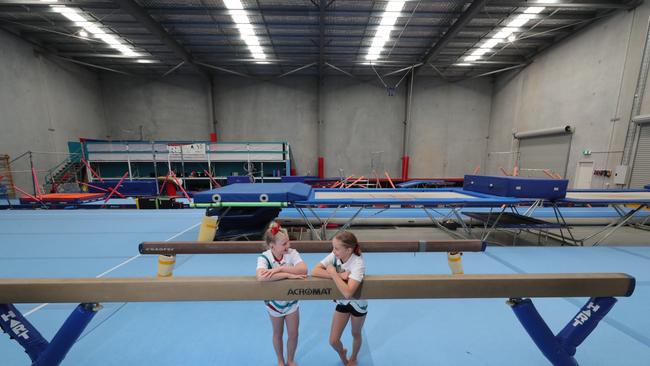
xmin=347 ymin=315 xmax=366 ymax=366
xmin=270 ymin=315 xmax=286 ymax=366
xmin=329 ymin=311 xmax=351 ymax=365
xmin=285 ymin=310 xmax=300 ymax=366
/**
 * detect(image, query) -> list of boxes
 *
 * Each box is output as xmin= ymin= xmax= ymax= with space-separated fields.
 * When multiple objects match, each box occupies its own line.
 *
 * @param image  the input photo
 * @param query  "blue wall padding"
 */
xmin=0 ymin=184 xmax=7 ymax=199
xmin=510 ymin=299 xmax=578 ymax=366
xmin=555 ymin=297 xmax=618 ymax=356
xmin=87 ymin=180 xmax=158 ymax=197
xmin=0 ymin=304 xmax=49 ymax=362
xmin=194 ymin=183 xmax=312 ymax=203
xmin=464 ymin=175 xmax=568 ymax=199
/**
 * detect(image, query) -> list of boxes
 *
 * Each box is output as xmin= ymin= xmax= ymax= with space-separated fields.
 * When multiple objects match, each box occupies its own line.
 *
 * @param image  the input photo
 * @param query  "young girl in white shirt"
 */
xmin=312 ymin=231 xmax=366 ymax=366
xmin=256 ymin=222 xmax=308 ymax=366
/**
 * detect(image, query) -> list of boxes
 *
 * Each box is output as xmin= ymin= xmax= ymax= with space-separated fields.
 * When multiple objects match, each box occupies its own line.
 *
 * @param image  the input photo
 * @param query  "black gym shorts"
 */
xmin=335 ymin=303 xmax=367 ymax=317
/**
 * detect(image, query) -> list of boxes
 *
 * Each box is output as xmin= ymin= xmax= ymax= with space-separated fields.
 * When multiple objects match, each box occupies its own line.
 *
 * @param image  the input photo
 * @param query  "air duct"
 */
xmin=513 ymin=125 xmax=574 ymax=139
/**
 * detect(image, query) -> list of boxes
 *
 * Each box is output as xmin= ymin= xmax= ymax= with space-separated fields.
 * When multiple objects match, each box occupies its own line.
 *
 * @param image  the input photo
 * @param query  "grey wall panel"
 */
xmin=0 ymin=29 xmax=107 ymax=191
xmin=321 ymin=76 xmax=404 ymax=178
xmin=409 ymin=78 xmax=492 ymax=178
xmin=487 ymin=6 xmax=643 ymax=188
xmin=101 ymin=73 xmax=212 ymax=142
xmin=213 ymin=75 xmax=318 ymax=176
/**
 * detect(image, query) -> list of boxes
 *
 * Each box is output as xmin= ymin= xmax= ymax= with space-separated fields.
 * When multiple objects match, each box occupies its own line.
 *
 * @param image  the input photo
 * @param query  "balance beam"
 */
xmin=139 ymin=239 xmax=486 ymax=255
xmin=0 ymin=273 xmax=634 ymax=304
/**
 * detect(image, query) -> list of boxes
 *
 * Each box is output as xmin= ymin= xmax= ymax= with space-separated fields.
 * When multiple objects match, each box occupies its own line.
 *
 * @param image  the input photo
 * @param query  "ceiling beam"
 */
xmin=415 ymin=0 xmax=488 ymax=75
xmin=318 ymin=0 xmax=326 ymax=78
xmin=0 ymin=0 xmax=635 ymax=10
xmin=111 ymin=0 xmax=209 ymax=77
xmin=0 ymin=5 xmax=604 ymax=21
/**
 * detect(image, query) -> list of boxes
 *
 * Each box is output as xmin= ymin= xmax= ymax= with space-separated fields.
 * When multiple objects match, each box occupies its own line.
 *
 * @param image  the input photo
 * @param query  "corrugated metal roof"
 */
xmin=0 ymin=0 xmax=636 ymax=80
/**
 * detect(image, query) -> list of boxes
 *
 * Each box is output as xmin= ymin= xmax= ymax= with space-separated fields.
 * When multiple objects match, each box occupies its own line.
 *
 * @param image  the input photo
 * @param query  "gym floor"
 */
xmin=1 ymin=210 xmax=649 ymax=365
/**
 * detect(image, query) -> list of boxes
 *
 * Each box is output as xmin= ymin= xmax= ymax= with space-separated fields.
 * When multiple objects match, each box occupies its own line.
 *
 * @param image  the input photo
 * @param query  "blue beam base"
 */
xmin=33 ymin=303 xmax=100 ymax=366
xmin=556 ymin=297 xmax=617 ymax=356
xmin=0 ymin=304 xmax=49 ymax=362
xmin=509 ymin=298 xmax=579 ymax=366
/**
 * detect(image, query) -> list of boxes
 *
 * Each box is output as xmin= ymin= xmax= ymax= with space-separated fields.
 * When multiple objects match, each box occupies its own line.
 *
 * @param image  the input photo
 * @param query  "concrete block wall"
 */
xmin=213 ymin=75 xmax=318 ymax=176
xmin=0 ymin=30 xmax=107 ymax=191
xmin=100 ymin=73 xmax=213 ymax=141
xmin=487 ymin=2 xmax=650 ymax=188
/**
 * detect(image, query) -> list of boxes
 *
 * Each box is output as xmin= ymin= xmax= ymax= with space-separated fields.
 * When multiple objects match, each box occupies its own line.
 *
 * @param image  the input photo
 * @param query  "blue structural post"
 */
xmin=555 ymin=297 xmax=618 ymax=356
xmin=508 ymin=298 xmax=579 ymax=366
xmin=32 ymin=303 xmax=101 ymax=366
xmin=0 ymin=304 xmax=50 ymax=362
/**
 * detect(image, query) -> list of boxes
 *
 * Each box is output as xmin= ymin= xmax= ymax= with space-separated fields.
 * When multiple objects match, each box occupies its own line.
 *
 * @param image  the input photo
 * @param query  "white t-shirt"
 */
xmin=320 ymin=252 xmax=368 ymax=314
xmin=257 ymin=248 xmax=304 ymax=317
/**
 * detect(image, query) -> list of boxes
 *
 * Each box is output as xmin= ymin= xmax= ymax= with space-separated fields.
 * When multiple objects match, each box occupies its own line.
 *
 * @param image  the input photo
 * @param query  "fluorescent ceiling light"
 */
xmin=471 ymin=49 xmax=489 ymax=56
xmin=225 ymin=1 xmax=267 ymax=61
xmin=380 ymin=14 xmax=399 ymax=26
xmin=455 ymin=63 xmax=472 ymax=66
xmin=249 ymin=45 xmax=264 ymax=54
xmin=459 ymin=4 xmax=546 ymax=68
xmin=371 ymin=38 xmax=387 ymax=48
xmin=51 ymin=4 xmax=150 ymax=60
xmin=482 ymin=39 xmax=501 ymax=49
xmin=49 ymin=5 xmax=75 ymax=13
xmin=365 ymin=1 xmax=405 ymax=61
xmin=137 ymin=59 xmax=155 ymax=63
xmin=524 ymin=7 xmax=544 ymax=14
xmin=231 ymin=13 xmax=250 ymax=24
xmin=493 ymin=27 xmax=518 ymax=39
xmin=375 ymin=25 xmax=393 ymax=40
xmin=61 ymin=12 xmax=86 ymax=22
xmin=385 ymin=1 xmax=406 ymax=12
xmin=98 ymin=34 xmax=121 ymax=45
xmin=223 ymin=0 xmax=243 ymax=9
xmin=244 ymin=37 xmax=260 ymax=47
xmin=239 ymin=27 xmax=255 ymax=37
xmin=368 ymin=46 xmax=382 ymax=55
xmin=507 ymin=14 xmax=534 ymax=28
xmin=81 ymin=24 xmax=105 ymax=35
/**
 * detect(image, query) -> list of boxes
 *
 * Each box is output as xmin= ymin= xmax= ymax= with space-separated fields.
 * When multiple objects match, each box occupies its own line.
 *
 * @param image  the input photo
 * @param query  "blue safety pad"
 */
xmin=297 ymin=188 xmax=523 ymax=206
xmin=562 ymin=189 xmax=650 ymax=204
xmin=396 ymin=179 xmax=446 ymax=188
xmin=87 ymin=180 xmax=158 ymax=197
xmin=464 ymin=175 xmax=568 ymax=199
xmin=193 ymin=183 xmax=312 ymax=203
xmin=645 ymin=184 xmax=650 ymax=190
xmin=0 ymin=183 xmax=7 ymax=199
